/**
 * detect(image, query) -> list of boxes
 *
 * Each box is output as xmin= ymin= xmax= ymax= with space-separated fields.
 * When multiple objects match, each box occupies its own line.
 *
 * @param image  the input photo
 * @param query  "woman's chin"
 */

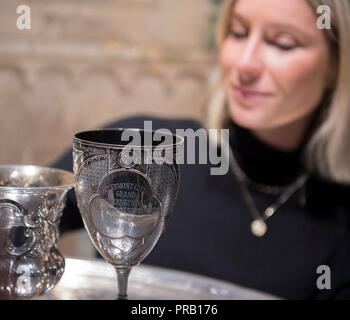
xmin=228 ymin=105 xmax=269 ymax=131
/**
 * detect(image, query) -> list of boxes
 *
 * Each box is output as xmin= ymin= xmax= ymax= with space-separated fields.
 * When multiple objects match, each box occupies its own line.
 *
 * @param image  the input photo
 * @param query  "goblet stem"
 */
xmin=114 ymin=266 xmax=131 ymax=300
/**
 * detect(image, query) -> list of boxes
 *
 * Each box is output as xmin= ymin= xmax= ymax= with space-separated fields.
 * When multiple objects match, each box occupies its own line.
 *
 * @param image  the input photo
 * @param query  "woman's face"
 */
xmin=220 ymin=0 xmax=332 ymax=131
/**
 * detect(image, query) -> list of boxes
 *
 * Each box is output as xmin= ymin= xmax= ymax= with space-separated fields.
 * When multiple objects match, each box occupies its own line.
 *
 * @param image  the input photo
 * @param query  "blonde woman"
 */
xmin=56 ymin=0 xmax=350 ymax=299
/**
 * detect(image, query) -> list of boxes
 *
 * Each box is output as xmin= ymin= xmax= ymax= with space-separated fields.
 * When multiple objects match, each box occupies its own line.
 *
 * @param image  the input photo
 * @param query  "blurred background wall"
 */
xmin=0 ymin=0 xmax=220 ymax=167
xmin=0 ymin=0 xmax=221 ymax=257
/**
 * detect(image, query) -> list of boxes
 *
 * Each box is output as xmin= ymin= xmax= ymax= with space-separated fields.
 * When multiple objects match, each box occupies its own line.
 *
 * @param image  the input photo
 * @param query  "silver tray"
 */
xmin=37 ymin=257 xmax=278 ymax=300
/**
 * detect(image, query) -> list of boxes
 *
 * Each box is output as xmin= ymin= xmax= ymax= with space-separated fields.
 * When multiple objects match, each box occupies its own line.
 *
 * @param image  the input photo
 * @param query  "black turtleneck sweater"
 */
xmin=55 ymin=116 xmax=350 ymax=300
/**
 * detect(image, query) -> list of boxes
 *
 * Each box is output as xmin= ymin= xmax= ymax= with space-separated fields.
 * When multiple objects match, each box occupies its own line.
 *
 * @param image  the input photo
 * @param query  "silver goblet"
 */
xmin=73 ymin=129 xmax=183 ymax=299
xmin=0 ymin=165 xmax=74 ymax=299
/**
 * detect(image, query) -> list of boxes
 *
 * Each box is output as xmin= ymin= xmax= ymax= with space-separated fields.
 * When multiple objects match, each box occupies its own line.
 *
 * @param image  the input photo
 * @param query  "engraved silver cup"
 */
xmin=73 ymin=128 xmax=183 ymax=299
xmin=0 ymin=165 xmax=74 ymax=299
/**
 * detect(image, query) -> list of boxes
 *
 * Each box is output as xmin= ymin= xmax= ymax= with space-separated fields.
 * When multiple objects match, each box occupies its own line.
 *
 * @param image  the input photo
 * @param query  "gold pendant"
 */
xmin=251 ymin=219 xmax=267 ymax=237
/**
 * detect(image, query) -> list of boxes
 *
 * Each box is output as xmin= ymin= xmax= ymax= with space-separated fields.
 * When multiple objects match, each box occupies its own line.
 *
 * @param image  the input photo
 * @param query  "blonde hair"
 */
xmin=205 ymin=0 xmax=350 ymax=183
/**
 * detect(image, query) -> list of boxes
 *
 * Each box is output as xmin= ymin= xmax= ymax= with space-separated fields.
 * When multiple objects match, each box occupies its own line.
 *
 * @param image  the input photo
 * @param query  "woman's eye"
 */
xmin=230 ymin=30 xmax=248 ymax=39
xmin=272 ymin=36 xmax=298 ymax=51
xmin=274 ymin=42 xmax=297 ymax=51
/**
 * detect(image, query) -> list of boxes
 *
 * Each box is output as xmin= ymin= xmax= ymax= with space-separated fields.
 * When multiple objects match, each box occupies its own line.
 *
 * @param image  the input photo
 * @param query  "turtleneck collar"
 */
xmin=229 ymin=120 xmax=305 ymax=187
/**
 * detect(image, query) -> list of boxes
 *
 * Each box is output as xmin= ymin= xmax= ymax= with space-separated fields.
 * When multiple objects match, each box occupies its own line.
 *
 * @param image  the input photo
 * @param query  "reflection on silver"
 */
xmin=38 ymin=258 xmax=279 ymax=300
xmin=0 ymin=165 xmax=74 ymax=299
xmin=73 ymin=129 xmax=182 ymax=299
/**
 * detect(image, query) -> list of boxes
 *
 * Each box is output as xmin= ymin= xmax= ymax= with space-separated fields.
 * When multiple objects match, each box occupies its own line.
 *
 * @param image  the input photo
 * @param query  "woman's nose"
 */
xmin=236 ymin=37 xmax=264 ymax=84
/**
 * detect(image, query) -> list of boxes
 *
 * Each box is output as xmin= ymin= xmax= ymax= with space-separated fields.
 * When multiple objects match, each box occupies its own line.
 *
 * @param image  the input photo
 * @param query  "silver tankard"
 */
xmin=0 ymin=165 xmax=74 ymax=299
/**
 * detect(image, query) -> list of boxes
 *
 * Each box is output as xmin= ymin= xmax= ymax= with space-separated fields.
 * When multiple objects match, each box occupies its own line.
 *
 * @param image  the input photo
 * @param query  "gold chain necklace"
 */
xmin=228 ymin=146 xmax=308 ymax=237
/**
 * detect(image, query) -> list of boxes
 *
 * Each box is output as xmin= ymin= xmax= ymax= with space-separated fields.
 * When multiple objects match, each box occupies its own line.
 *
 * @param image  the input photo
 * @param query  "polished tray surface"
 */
xmin=37 ymin=257 xmax=278 ymax=300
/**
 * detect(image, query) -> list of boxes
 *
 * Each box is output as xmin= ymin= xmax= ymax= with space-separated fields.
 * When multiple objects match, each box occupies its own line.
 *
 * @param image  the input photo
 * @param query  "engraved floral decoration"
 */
xmin=19 ymin=201 xmax=65 ymax=257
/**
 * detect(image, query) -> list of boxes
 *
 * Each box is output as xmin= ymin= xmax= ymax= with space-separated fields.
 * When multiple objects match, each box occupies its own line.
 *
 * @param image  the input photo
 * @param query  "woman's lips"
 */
xmin=232 ymin=85 xmax=273 ymax=102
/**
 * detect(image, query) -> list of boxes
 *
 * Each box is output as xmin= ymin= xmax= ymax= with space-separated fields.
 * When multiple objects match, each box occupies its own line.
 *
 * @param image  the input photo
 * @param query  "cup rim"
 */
xmin=0 ymin=164 xmax=74 ymax=191
xmin=73 ymin=128 xmax=184 ymax=150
